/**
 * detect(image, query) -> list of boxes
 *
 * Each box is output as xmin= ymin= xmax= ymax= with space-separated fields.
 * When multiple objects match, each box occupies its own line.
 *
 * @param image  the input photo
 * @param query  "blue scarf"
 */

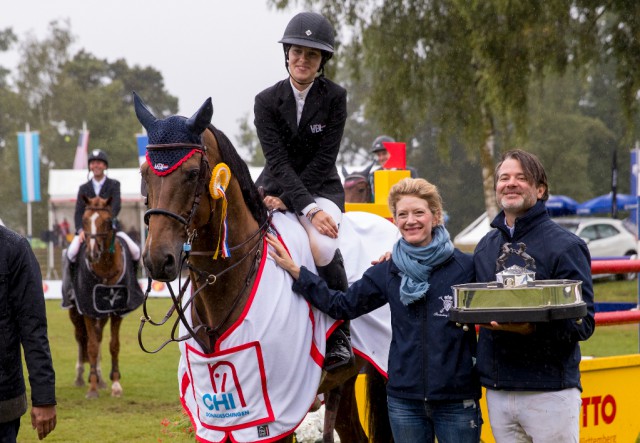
xmin=392 ymin=225 xmax=455 ymax=306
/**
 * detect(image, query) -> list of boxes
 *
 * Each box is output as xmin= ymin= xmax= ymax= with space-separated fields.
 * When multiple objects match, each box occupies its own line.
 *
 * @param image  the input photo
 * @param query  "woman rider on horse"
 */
xmin=253 ymin=12 xmax=352 ymax=371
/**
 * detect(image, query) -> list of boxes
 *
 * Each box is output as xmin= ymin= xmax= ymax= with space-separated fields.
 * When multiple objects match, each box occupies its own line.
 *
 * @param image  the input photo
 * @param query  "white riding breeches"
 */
xmin=66 ymin=231 xmax=140 ymax=262
xmin=297 ymin=197 xmax=342 ymax=267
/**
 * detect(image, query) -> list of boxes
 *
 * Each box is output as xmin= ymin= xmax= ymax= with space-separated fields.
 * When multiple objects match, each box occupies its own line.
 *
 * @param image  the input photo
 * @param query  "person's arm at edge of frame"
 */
xmin=265 ymin=233 xmax=387 ymax=319
xmin=14 ymin=236 xmax=57 ymax=440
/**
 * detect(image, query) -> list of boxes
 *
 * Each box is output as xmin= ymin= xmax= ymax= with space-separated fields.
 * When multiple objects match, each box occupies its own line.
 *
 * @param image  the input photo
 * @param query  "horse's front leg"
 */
xmin=109 ymin=315 xmax=123 ymax=397
xmin=69 ymin=308 xmax=87 ymax=387
xmin=84 ymin=317 xmax=107 ymax=399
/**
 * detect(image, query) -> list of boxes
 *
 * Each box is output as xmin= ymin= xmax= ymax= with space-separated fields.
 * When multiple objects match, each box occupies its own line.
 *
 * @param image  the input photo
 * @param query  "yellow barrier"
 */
xmin=345 ymin=169 xmax=410 ymax=218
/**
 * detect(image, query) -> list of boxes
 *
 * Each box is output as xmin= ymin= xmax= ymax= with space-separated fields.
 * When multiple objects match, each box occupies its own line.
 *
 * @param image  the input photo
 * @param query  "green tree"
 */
xmin=0 ymin=20 xmax=178 ymax=233
xmin=269 ymin=0 xmax=640 ymax=221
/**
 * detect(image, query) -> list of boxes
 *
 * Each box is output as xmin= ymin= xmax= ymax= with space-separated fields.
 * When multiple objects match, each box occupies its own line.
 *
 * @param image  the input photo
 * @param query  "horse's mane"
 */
xmin=208 ymin=125 xmax=268 ymax=227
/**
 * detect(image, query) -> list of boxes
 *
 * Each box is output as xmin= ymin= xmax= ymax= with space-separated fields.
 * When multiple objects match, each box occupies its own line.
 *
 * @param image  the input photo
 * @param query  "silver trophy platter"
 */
xmin=449 ymin=242 xmax=587 ymax=324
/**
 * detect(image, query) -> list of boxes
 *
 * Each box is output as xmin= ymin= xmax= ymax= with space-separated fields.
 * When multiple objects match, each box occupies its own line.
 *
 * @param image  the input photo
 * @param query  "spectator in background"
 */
xmin=0 ymin=225 xmax=57 ymax=442
xmin=473 ymin=149 xmax=595 ymax=442
xmin=369 ymin=135 xmax=418 ymax=201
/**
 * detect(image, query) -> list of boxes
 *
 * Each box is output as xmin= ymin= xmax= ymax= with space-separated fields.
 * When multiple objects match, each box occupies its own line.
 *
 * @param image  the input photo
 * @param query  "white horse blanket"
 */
xmin=178 ymin=211 xmax=399 ymax=443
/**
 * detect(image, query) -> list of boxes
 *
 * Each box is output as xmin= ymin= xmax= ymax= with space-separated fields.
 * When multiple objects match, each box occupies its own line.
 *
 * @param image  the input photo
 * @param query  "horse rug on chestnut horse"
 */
xmin=178 ymin=210 xmax=398 ymax=443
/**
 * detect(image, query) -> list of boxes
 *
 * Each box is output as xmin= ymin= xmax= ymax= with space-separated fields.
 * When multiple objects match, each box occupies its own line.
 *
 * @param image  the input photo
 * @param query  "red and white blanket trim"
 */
xmin=178 ymin=211 xmax=397 ymax=442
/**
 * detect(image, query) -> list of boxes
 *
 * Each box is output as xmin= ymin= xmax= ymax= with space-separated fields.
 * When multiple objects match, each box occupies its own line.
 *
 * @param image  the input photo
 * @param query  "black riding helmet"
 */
xmin=88 ymin=149 xmax=109 ymax=168
xmin=371 ymin=135 xmax=395 ymax=154
xmin=279 ymin=12 xmax=335 ymax=76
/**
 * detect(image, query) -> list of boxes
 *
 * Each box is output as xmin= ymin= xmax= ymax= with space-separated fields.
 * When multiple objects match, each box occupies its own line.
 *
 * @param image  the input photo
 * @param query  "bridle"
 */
xmin=83 ymin=205 xmax=117 ymax=256
xmin=138 ymin=140 xmax=271 ymax=355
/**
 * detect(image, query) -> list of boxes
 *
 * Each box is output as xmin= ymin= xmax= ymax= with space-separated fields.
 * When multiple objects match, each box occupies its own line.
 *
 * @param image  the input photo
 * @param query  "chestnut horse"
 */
xmin=134 ymin=92 xmax=393 ymax=443
xmin=67 ymin=196 xmax=143 ymax=398
xmin=342 ymin=164 xmax=374 ymax=203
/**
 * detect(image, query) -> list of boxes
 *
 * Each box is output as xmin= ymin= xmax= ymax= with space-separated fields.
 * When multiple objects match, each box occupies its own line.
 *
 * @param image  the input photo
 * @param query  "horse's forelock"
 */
xmin=148 ymin=116 xmax=202 ymax=145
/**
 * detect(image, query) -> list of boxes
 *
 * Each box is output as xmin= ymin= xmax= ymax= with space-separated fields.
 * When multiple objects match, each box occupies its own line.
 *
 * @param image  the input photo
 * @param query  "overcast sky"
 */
xmin=1 ymin=0 xmax=302 ymax=142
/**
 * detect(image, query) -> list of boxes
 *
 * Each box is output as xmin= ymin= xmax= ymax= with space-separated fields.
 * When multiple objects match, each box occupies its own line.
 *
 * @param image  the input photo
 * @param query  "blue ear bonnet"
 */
xmin=147 ymin=116 xmax=202 ymax=145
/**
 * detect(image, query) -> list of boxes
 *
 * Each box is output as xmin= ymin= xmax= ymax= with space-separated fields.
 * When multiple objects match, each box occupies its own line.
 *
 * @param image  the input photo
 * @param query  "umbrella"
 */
xmin=545 ymin=195 xmax=579 ymax=217
xmin=576 ymin=193 xmax=638 ymax=215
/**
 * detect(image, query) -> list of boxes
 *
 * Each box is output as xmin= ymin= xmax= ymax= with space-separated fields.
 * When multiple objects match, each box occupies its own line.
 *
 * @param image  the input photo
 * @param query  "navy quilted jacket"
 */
xmin=293 ymin=249 xmax=481 ymax=401
xmin=473 ymin=200 xmax=595 ymax=391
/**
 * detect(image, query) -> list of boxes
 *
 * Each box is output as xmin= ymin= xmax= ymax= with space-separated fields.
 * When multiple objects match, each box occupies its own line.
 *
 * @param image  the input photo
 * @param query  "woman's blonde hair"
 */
xmin=388 ymin=178 xmax=444 ymax=225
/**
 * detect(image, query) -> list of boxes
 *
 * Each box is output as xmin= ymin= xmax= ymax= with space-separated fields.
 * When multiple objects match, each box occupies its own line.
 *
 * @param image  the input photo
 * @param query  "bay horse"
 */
xmin=342 ymin=164 xmax=374 ymax=203
xmin=66 ymin=195 xmax=144 ymax=398
xmin=134 ymin=92 xmax=394 ymax=443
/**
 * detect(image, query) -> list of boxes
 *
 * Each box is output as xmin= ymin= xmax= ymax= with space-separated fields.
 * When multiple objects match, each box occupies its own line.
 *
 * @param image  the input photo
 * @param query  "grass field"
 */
xmin=19 ymin=298 xmax=194 ymax=443
xmin=16 ymin=279 xmax=640 ymax=442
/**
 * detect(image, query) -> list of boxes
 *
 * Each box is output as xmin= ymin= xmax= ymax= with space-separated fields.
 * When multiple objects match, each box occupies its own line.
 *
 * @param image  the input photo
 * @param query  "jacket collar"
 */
xmin=490 ymin=200 xmax=550 ymax=240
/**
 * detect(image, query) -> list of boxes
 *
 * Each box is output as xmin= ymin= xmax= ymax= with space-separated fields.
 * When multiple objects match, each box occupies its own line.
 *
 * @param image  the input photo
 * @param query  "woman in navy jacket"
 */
xmin=267 ymin=178 xmax=482 ymax=443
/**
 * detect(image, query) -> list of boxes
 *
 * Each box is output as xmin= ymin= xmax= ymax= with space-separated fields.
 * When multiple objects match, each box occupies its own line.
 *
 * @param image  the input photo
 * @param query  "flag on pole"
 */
xmin=17 ymin=131 xmax=41 ymax=203
xmin=136 ymin=133 xmax=148 ymax=165
xmin=73 ymin=127 xmax=90 ymax=170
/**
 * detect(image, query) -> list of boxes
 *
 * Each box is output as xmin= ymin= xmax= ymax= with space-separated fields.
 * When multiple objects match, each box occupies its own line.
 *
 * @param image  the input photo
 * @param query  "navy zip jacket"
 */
xmin=0 ymin=226 xmax=56 ymax=420
xmin=473 ymin=200 xmax=595 ymax=391
xmin=293 ymin=249 xmax=481 ymax=401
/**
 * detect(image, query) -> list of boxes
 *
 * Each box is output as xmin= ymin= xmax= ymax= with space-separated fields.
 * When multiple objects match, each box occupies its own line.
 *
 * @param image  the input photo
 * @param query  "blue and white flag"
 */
xmin=136 ymin=133 xmax=148 ymax=165
xmin=17 ymin=131 xmax=41 ymax=203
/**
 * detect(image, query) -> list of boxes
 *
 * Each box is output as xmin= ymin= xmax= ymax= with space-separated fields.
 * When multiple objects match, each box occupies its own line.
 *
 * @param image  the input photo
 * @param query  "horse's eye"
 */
xmin=187 ymin=169 xmax=199 ymax=182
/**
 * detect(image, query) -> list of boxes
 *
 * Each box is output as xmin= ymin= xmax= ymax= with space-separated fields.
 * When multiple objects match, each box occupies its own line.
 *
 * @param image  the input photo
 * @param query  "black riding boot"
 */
xmin=316 ymin=249 xmax=355 ymax=371
xmin=61 ymin=250 xmax=76 ymax=309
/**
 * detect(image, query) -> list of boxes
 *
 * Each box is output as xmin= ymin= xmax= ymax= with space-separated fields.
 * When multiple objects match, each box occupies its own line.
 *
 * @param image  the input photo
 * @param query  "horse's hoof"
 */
xmin=85 ymin=390 xmax=99 ymax=399
xmin=111 ymin=381 xmax=123 ymax=398
xmin=74 ymin=378 xmax=85 ymax=387
xmin=98 ymin=380 xmax=107 ymax=390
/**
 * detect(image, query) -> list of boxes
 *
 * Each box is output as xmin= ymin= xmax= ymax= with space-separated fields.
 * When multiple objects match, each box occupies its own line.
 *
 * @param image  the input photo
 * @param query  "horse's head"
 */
xmin=82 ymin=196 xmax=115 ymax=262
xmin=343 ymin=163 xmax=374 ymax=203
xmin=134 ymin=92 xmax=267 ymax=282
xmin=134 ymin=92 xmax=216 ymax=281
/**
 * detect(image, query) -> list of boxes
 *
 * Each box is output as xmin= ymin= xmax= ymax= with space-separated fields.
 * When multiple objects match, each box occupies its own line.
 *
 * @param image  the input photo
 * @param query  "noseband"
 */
xmin=143 ymin=143 xmax=210 ymax=233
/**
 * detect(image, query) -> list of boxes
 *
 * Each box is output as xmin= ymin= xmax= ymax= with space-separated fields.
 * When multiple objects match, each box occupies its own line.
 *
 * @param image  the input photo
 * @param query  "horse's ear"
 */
xmin=82 ymin=195 xmax=91 ymax=204
xmin=341 ymin=165 xmax=350 ymax=178
xmin=105 ymin=197 xmax=113 ymax=207
xmin=133 ymin=91 xmax=157 ymax=130
xmin=186 ymin=98 xmax=213 ymax=135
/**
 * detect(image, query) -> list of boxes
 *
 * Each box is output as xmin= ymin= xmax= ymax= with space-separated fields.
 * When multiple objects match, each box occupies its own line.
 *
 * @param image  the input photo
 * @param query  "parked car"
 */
xmin=553 ymin=217 xmax=638 ymax=280
xmin=454 ymin=214 xmax=638 ymax=280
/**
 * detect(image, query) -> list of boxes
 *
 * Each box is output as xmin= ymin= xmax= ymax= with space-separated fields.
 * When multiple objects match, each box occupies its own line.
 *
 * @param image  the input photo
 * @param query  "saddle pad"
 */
xmin=92 ymin=284 xmax=131 ymax=314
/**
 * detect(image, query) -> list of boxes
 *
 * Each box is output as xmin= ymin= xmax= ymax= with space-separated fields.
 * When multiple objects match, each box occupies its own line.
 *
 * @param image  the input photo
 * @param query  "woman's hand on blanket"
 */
xmin=266 ymin=233 xmax=301 ymax=280
xmin=371 ymin=251 xmax=391 ymax=265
